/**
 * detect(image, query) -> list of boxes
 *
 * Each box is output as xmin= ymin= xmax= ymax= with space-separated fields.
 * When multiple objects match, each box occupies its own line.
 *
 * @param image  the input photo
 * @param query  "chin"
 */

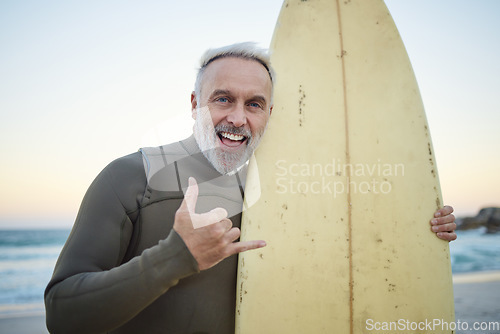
xmin=211 ymin=148 xmax=251 ymax=175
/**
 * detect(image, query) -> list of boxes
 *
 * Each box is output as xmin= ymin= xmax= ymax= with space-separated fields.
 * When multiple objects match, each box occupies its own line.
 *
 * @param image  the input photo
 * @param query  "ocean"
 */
xmin=0 ymin=229 xmax=70 ymax=316
xmin=0 ymin=228 xmax=499 ymax=317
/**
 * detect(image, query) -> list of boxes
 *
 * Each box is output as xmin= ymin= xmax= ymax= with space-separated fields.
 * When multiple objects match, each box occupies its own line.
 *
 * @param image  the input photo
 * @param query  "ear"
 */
xmin=190 ymin=91 xmax=197 ymax=120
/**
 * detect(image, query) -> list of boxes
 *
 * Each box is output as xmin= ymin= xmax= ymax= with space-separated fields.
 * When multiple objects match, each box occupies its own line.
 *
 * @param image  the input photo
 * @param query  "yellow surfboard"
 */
xmin=236 ymin=0 xmax=454 ymax=333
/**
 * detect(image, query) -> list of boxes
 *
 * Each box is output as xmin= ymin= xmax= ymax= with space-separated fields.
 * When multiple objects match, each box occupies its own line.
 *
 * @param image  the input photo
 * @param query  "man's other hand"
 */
xmin=431 ymin=205 xmax=457 ymax=242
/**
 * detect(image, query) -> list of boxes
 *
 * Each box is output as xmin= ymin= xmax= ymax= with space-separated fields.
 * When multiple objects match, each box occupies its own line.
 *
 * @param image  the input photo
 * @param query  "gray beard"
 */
xmin=193 ymin=106 xmax=265 ymax=175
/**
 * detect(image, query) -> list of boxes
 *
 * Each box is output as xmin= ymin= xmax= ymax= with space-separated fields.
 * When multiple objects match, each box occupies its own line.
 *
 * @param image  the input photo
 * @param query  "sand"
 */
xmin=1 ymin=271 xmax=499 ymax=334
xmin=453 ymin=271 xmax=500 ymax=333
xmin=0 ymin=314 xmax=47 ymax=334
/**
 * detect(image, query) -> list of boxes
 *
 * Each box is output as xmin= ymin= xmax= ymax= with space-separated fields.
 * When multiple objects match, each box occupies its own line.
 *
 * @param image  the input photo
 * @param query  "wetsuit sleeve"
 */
xmin=44 ymin=153 xmax=199 ymax=334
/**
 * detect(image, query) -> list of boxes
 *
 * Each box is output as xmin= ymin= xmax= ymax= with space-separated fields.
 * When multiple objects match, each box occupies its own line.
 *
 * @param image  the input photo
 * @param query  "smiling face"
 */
xmin=192 ymin=56 xmax=273 ymax=174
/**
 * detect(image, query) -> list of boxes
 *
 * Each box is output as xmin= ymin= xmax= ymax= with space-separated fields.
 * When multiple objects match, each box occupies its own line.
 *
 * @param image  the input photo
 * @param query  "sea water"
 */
xmin=0 ymin=229 xmax=70 ymax=316
xmin=450 ymin=228 xmax=500 ymax=273
xmin=0 ymin=228 xmax=499 ymax=316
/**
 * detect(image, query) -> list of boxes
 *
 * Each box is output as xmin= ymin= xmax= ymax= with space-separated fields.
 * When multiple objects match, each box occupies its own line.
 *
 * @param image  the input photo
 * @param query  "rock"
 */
xmin=456 ymin=207 xmax=500 ymax=234
xmin=456 ymin=217 xmax=484 ymax=230
xmin=485 ymin=208 xmax=500 ymax=234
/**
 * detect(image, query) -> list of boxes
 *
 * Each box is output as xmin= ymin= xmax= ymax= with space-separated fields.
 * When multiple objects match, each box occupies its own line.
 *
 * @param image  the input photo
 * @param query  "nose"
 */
xmin=226 ymin=103 xmax=247 ymax=127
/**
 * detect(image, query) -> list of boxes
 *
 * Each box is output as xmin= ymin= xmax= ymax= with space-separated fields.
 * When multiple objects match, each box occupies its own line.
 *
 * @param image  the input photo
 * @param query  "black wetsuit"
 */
xmin=45 ymin=136 xmax=247 ymax=334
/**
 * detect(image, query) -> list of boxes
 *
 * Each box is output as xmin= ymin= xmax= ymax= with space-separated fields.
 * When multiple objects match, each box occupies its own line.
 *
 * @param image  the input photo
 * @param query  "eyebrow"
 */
xmin=250 ymin=95 xmax=267 ymax=105
xmin=209 ymin=89 xmax=268 ymax=105
xmin=209 ymin=89 xmax=231 ymax=99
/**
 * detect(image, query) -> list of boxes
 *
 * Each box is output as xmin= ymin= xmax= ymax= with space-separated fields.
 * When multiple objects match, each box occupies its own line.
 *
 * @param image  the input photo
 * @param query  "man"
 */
xmin=45 ymin=42 xmax=457 ymax=334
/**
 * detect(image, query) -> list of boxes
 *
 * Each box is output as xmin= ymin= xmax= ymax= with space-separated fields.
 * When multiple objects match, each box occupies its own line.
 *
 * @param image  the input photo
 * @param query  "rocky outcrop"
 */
xmin=457 ymin=207 xmax=500 ymax=234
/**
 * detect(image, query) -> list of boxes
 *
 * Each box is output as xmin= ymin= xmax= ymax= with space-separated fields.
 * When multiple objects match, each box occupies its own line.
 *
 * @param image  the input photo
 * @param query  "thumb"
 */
xmin=181 ymin=177 xmax=198 ymax=213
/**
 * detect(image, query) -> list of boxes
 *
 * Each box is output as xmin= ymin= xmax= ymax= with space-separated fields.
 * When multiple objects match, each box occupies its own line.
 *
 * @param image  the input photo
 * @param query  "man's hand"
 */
xmin=174 ymin=177 xmax=266 ymax=271
xmin=430 ymin=205 xmax=457 ymax=242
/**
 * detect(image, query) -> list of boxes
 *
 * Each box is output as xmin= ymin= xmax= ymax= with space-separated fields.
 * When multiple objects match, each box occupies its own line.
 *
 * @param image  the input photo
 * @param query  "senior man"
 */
xmin=45 ymin=42 xmax=457 ymax=334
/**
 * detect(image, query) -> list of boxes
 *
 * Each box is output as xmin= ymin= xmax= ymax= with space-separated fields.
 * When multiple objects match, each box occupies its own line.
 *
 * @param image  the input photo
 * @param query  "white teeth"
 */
xmin=221 ymin=132 xmax=244 ymax=141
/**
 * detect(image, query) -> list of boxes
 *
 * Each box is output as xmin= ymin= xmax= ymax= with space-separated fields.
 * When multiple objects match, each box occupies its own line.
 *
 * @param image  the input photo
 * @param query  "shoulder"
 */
xmin=91 ymin=152 xmax=147 ymax=211
xmin=104 ymin=151 xmax=145 ymax=184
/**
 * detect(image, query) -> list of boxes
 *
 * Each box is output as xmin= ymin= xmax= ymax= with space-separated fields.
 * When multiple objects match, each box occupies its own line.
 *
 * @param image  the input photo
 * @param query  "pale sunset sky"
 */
xmin=1 ymin=0 xmax=499 ymax=229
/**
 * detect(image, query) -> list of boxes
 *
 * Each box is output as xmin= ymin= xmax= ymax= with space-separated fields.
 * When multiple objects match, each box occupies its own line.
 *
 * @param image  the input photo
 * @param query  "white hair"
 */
xmin=193 ymin=42 xmax=275 ymax=103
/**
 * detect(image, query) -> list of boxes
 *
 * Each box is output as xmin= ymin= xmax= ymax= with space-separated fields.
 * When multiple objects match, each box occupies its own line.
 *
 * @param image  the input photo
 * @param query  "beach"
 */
xmin=0 ymin=314 xmax=46 ymax=334
xmin=1 ymin=271 xmax=498 ymax=334
xmin=453 ymin=271 xmax=500 ymax=333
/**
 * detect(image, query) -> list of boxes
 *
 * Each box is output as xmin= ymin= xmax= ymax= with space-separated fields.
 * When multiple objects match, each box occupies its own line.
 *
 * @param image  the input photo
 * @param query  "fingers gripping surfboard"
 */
xmin=236 ymin=1 xmax=455 ymax=333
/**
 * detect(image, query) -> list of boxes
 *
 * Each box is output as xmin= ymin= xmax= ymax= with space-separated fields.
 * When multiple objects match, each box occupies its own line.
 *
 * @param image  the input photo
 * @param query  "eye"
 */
xmin=216 ymin=97 xmax=229 ymax=103
xmin=248 ymin=102 xmax=262 ymax=109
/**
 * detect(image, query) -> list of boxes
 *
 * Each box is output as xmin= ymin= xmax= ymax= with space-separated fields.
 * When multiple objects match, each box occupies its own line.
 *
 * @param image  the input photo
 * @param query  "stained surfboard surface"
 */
xmin=236 ymin=0 xmax=455 ymax=333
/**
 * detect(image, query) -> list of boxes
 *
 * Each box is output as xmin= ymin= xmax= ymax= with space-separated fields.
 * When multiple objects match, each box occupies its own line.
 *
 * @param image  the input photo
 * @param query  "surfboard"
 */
xmin=236 ymin=1 xmax=455 ymax=333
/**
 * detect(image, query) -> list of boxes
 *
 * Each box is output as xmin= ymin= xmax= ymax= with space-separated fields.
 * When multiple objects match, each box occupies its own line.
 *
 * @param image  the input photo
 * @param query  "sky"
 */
xmin=0 ymin=0 xmax=499 ymax=229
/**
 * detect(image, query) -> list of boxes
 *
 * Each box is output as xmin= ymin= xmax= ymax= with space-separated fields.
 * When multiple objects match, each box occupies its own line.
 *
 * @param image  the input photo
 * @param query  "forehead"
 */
xmin=201 ymin=57 xmax=272 ymax=98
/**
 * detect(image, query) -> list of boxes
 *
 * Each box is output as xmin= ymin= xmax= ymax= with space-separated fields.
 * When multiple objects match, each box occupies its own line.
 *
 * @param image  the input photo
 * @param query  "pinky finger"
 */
xmin=229 ymin=240 xmax=267 ymax=256
xmin=437 ymin=232 xmax=457 ymax=242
